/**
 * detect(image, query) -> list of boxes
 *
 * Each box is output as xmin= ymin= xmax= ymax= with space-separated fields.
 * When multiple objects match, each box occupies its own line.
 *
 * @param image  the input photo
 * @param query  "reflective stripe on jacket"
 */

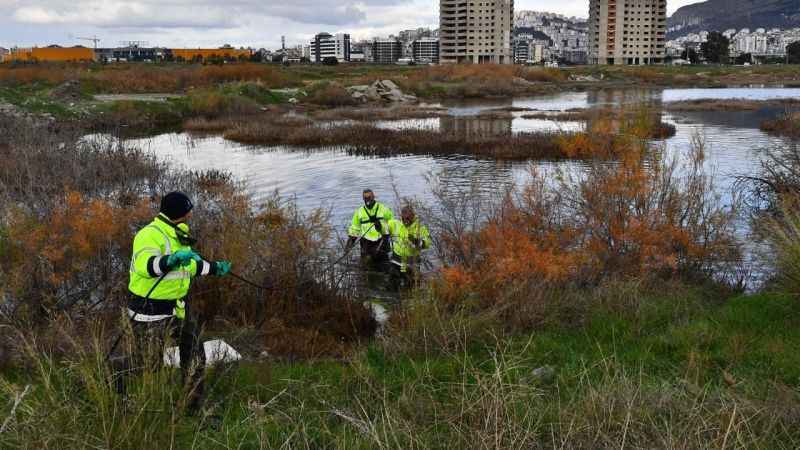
xmin=348 ymin=202 xmax=394 ymax=242
xmin=128 ymin=214 xmax=214 ymax=317
xmin=388 ymin=219 xmax=430 ymax=259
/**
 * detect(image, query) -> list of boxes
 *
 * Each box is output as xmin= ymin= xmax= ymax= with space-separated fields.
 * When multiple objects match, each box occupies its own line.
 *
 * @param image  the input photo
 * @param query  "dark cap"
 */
xmin=160 ymin=191 xmax=194 ymax=220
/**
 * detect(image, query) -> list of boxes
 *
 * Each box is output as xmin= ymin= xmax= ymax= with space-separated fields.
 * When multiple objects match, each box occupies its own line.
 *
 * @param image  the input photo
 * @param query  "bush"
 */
xmin=0 ymin=64 xmax=77 ymax=86
xmin=0 ymin=116 xmax=375 ymax=359
xmin=743 ymin=143 xmax=800 ymax=211
xmin=519 ymin=67 xmax=568 ymax=83
xmin=761 ymin=111 xmax=800 ymax=138
xmin=432 ymin=122 xmax=741 ymax=306
xmin=187 ymin=89 xmax=260 ymax=118
xmin=766 ymin=203 xmax=800 ymax=295
xmin=305 ymin=82 xmax=359 ymax=107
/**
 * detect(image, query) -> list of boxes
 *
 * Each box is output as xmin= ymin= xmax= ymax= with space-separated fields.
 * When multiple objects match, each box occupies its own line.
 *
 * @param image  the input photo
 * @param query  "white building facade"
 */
xmin=310 ymin=33 xmax=351 ymax=63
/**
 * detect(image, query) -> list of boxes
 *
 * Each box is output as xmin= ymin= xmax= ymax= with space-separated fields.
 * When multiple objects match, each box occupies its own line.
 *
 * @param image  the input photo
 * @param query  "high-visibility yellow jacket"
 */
xmin=387 ymin=219 xmax=431 ymax=259
xmin=128 ymin=214 xmax=214 ymax=320
xmin=348 ymin=202 xmax=394 ymax=242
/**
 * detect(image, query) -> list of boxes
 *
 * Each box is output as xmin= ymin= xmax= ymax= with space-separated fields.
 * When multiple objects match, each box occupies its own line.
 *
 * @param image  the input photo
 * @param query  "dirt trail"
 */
xmin=93 ymin=94 xmax=185 ymax=102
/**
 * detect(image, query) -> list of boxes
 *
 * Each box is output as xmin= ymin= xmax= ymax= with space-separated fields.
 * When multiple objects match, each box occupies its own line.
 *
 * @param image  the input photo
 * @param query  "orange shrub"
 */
xmin=435 ymin=123 xmax=740 ymax=304
xmin=2 ymin=192 xmax=152 ymax=316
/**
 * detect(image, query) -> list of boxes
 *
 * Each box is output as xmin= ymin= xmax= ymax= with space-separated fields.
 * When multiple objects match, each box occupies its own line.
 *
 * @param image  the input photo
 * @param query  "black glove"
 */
xmin=371 ymin=217 xmax=382 ymax=233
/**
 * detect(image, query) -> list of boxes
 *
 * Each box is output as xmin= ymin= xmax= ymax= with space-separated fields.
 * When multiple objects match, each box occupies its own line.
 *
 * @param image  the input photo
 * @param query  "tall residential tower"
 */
xmin=440 ymin=0 xmax=514 ymax=64
xmin=588 ymin=0 xmax=667 ymax=64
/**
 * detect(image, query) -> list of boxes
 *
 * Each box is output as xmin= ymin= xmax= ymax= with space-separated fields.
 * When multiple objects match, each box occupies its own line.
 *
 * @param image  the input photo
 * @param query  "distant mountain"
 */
xmin=668 ymin=0 xmax=800 ymax=37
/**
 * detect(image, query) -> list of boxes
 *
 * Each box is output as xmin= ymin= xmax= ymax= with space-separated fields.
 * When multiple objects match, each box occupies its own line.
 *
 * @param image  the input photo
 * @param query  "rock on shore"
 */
xmin=347 ymin=80 xmax=418 ymax=104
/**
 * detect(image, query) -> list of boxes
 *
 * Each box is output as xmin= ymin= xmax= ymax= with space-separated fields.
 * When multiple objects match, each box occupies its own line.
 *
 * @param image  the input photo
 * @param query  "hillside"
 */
xmin=669 ymin=0 xmax=800 ymax=37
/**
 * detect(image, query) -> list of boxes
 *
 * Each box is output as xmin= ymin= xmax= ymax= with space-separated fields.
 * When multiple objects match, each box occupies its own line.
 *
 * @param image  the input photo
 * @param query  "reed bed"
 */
xmin=310 ymin=105 xmax=447 ymax=121
xmin=222 ymin=121 xmax=567 ymax=160
xmin=666 ymin=98 xmax=800 ymax=112
xmin=761 ymin=111 xmax=800 ymax=138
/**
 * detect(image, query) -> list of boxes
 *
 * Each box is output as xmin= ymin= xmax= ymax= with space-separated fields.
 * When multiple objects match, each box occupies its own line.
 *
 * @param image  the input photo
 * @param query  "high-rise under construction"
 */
xmin=439 ymin=0 xmax=514 ymax=64
xmin=588 ymin=0 xmax=667 ymax=65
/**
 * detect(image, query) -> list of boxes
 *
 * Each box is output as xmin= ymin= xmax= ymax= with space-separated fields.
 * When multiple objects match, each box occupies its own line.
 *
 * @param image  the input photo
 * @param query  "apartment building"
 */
xmin=588 ymin=0 xmax=666 ymax=65
xmin=440 ymin=0 xmax=514 ymax=64
xmin=372 ymin=38 xmax=403 ymax=64
xmin=310 ymin=32 xmax=351 ymax=63
xmin=412 ymin=37 xmax=440 ymax=63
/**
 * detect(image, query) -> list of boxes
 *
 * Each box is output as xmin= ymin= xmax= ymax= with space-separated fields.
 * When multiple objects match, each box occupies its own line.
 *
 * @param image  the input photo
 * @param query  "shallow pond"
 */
xmin=127 ymin=87 xmax=796 ymax=235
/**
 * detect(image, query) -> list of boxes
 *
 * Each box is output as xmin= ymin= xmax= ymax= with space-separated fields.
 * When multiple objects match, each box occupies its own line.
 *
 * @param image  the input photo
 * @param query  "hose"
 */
xmin=104 ymin=270 xmax=169 ymax=362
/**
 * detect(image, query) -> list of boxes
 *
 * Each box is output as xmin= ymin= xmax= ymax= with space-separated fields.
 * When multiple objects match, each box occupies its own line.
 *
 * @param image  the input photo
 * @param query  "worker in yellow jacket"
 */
xmin=347 ymin=189 xmax=394 ymax=266
xmin=387 ymin=205 xmax=430 ymax=288
xmin=125 ymin=191 xmax=231 ymax=409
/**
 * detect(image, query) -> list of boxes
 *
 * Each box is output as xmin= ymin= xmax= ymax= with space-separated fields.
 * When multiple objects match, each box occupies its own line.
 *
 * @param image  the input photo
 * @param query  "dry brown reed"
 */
xmin=311 ymin=105 xmax=446 ymax=121
xmin=668 ymin=98 xmax=800 ymax=112
xmin=222 ymin=121 xmax=566 ymax=160
xmin=761 ymin=111 xmax=800 ymax=138
xmin=0 ymin=63 xmax=292 ymax=92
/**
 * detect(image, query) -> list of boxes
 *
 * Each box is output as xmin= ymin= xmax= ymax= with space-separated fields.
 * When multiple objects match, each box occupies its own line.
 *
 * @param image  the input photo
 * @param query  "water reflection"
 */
xmin=440 ymin=115 xmax=513 ymax=136
xmin=125 ymin=87 xmax=797 ymax=266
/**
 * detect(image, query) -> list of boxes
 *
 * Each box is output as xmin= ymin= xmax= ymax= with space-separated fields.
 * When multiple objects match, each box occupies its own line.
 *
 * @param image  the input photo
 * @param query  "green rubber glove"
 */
xmin=167 ymin=250 xmax=199 ymax=268
xmin=214 ymin=261 xmax=231 ymax=276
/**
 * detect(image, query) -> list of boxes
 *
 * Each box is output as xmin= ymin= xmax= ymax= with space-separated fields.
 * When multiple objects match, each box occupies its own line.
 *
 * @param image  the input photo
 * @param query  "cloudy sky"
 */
xmin=0 ymin=0 xmax=700 ymax=49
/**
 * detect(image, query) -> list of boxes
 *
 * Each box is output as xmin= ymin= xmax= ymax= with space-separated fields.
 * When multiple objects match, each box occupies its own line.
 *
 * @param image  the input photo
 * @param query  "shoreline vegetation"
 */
xmin=182 ymin=106 xmax=677 ymax=160
xmin=1 ymin=62 xmax=800 ymax=131
xmin=2 ymin=63 xmax=800 ymax=447
xmin=761 ymin=111 xmax=800 ymax=138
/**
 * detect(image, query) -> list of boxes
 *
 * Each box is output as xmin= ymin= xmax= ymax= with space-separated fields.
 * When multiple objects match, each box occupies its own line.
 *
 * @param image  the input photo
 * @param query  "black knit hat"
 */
xmin=160 ymin=191 xmax=194 ymax=220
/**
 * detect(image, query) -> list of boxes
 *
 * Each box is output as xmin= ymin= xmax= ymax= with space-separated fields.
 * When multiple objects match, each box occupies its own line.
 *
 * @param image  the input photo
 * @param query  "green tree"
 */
xmin=788 ymin=41 xmax=800 ymax=64
xmin=734 ymin=53 xmax=752 ymax=65
xmin=681 ymin=46 xmax=699 ymax=64
xmin=701 ymin=31 xmax=730 ymax=64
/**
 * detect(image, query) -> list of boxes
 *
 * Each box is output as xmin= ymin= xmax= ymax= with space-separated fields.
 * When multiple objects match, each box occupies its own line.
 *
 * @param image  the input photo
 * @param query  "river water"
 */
xmin=128 ymin=87 xmax=797 ymax=236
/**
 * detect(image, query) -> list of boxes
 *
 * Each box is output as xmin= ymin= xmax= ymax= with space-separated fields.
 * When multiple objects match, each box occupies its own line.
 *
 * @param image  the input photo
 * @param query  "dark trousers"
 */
xmin=388 ymin=253 xmax=418 ymax=290
xmin=113 ymin=316 xmax=206 ymax=410
xmin=360 ymin=237 xmax=389 ymax=267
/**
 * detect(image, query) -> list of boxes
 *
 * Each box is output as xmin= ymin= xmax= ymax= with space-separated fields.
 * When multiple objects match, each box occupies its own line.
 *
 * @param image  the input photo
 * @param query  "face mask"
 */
xmin=364 ymin=198 xmax=375 ymax=208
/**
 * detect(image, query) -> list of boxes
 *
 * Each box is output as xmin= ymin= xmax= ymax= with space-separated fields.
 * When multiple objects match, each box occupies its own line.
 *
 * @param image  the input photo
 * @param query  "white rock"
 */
xmin=380 ymin=80 xmax=399 ymax=90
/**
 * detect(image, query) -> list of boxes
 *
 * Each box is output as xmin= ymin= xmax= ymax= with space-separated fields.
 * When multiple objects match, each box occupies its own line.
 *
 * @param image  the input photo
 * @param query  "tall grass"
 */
xmin=0 ymin=63 xmax=293 ymax=93
xmin=10 ymin=284 xmax=800 ymax=448
xmin=765 ymin=204 xmax=800 ymax=295
xmin=761 ymin=111 xmax=800 ymax=138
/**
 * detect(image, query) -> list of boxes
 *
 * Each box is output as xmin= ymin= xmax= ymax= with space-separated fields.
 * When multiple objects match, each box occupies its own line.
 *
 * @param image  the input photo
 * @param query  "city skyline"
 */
xmin=0 ymin=0 xmax=701 ymax=50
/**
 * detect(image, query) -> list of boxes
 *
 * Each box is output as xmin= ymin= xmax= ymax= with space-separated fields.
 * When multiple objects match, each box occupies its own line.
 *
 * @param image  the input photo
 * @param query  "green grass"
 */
xmin=0 ymin=84 xmax=78 ymax=119
xmin=3 ymin=287 xmax=800 ymax=448
xmin=91 ymin=97 xmax=190 ymax=129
